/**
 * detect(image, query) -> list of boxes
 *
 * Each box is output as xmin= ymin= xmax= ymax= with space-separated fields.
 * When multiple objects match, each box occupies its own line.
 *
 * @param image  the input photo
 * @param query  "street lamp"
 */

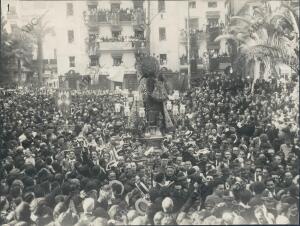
xmin=187 ymin=0 xmax=191 ymax=89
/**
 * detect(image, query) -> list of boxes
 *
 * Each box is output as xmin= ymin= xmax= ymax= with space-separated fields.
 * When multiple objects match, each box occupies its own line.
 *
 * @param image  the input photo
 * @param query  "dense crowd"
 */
xmin=85 ymin=8 xmax=144 ymax=23
xmin=0 ymin=73 xmax=299 ymax=225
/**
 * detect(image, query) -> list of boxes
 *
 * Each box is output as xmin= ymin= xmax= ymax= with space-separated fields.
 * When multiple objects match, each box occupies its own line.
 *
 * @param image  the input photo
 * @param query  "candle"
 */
xmin=139 ymin=107 xmax=145 ymax=117
xmin=115 ymin=103 xmax=121 ymax=113
xmin=172 ymin=105 xmax=179 ymax=115
xmin=180 ymin=104 xmax=186 ymax=114
xmin=167 ymin=101 xmax=172 ymax=110
xmin=124 ymin=107 xmax=130 ymax=116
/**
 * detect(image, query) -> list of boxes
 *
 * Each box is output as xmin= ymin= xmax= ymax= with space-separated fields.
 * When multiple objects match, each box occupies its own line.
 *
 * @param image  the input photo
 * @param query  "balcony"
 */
xmin=209 ymin=55 xmax=231 ymax=71
xmin=96 ymin=36 xmax=146 ymax=52
xmin=83 ymin=9 xmax=145 ymax=26
xmin=88 ymin=45 xmax=101 ymax=56
xmin=99 ymin=41 xmax=135 ymax=52
xmin=179 ymin=30 xmax=207 ymax=43
xmin=179 ymin=57 xmax=205 ymax=68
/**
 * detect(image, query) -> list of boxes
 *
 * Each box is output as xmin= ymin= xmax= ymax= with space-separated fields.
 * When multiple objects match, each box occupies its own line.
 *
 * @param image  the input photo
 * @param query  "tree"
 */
xmin=0 ymin=17 xmax=11 ymax=83
xmin=0 ymin=17 xmax=34 ymax=85
xmin=216 ymin=1 xmax=299 ymax=79
xmin=30 ymin=18 xmax=55 ymax=86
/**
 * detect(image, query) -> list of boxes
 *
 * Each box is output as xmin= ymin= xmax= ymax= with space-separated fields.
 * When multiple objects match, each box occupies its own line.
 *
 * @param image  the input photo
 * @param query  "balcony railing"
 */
xmin=88 ymin=45 xmax=101 ymax=56
xmin=179 ymin=30 xmax=207 ymax=43
xmin=179 ymin=57 xmax=204 ymax=65
xmin=99 ymin=41 xmax=145 ymax=51
xmin=83 ymin=9 xmax=145 ymax=26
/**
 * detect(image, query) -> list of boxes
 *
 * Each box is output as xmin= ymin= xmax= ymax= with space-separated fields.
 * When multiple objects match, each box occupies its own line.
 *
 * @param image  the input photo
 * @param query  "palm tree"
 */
xmin=216 ymin=1 xmax=299 ymax=80
xmin=1 ymin=17 xmax=34 ymax=84
xmin=30 ymin=18 xmax=55 ymax=86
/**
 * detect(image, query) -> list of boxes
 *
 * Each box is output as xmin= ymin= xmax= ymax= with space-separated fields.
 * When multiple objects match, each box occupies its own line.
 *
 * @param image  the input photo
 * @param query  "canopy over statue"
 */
xmin=129 ymin=56 xmax=174 ymax=136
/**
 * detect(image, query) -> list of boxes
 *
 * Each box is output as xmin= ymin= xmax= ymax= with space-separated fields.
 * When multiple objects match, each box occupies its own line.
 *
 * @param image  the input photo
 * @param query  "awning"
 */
xmin=111 ymin=25 xmax=122 ymax=32
xmin=133 ymin=24 xmax=145 ymax=31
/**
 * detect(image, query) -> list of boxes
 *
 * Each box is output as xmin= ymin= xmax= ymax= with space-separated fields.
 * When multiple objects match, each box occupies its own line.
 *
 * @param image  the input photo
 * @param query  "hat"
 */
xmin=176 ymin=171 xmax=187 ymax=182
xmin=275 ymin=215 xmax=290 ymax=224
xmin=109 ymin=180 xmax=124 ymax=196
xmin=12 ymin=180 xmax=24 ymax=190
xmin=162 ymin=197 xmax=174 ymax=213
xmin=281 ymin=196 xmax=297 ymax=205
xmin=135 ymin=198 xmax=150 ymax=215
xmin=160 ymin=152 xmax=169 ymax=159
xmin=93 ymin=207 xmax=109 ymax=219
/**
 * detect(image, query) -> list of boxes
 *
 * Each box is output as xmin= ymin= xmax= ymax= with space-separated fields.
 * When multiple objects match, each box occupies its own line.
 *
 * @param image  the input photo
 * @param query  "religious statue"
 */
xmin=137 ymin=56 xmax=174 ymax=134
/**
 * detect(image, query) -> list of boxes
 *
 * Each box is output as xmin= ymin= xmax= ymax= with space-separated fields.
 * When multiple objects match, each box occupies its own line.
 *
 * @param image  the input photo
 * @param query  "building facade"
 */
xmin=148 ymin=0 xmax=227 ymax=76
xmin=83 ymin=0 xmax=146 ymax=90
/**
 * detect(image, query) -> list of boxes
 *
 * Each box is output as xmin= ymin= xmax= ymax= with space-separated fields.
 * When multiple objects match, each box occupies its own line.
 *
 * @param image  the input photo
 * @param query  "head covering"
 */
xmin=275 ymin=215 xmax=290 ymax=224
xmin=162 ymin=197 xmax=174 ymax=213
xmin=82 ymin=198 xmax=95 ymax=213
xmin=127 ymin=210 xmax=139 ymax=223
xmin=90 ymin=217 xmax=108 ymax=226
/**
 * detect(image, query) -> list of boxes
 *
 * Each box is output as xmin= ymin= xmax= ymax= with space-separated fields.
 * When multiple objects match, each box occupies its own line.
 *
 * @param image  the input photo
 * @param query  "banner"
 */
xmin=57 ymin=90 xmax=71 ymax=113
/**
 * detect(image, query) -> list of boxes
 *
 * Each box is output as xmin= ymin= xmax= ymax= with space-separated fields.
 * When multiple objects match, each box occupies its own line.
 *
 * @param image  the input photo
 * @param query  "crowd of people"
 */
xmin=0 ymin=72 xmax=299 ymax=225
xmin=99 ymin=35 xmax=146 ymax=44
xmin=84 ymin=8 xmax=145 ymax=24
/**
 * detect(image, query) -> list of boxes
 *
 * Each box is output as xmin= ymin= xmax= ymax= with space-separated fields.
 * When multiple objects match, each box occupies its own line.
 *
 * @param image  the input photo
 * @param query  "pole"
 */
xmin=146 ymin=0 xmax=151 ymax=56
xmin=187 ymin=0 xmax=191 ymax=89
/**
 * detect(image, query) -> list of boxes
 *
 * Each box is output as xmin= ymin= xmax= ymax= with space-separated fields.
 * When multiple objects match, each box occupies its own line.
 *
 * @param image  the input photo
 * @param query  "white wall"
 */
xmin=100 ymin=52 xmax=135 ymax=68
xmin=10 ymin=1 xmax=88 ymax=76
xmin=149 ymin=1 xmax=183 ymax=72
xmin=51 ymin=1 xmax=88 ymax=75
xmin=149 ymin=0 xmax=226 ymax=72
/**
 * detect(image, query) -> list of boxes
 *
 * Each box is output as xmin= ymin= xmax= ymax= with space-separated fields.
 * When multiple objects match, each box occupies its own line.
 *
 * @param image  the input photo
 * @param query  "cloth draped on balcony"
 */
xmin=107 ymin=66 xmax=125 ymax=83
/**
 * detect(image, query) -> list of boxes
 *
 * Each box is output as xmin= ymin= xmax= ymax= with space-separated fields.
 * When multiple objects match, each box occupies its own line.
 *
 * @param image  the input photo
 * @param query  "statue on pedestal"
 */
xmin=137 ymin=56 xmax=174 ymax=135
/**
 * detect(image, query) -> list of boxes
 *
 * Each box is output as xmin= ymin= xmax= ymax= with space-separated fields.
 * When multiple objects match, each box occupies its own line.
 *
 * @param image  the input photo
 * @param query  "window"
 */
xmin=159 ymin=27 xmax=166 ymax=41
xmin=113 ymin=56 xmax=122 ymax=66
xmin=67 ymin=3 xmax=73 ymax=16
xmin=208 ymin=1 xmax=218 ymax=8
xmin=88 ymin=5 xmax=97 ymax=11
xmin=207 ymin=18 xmax=219 ymax=26
xmin=134 ymin=29 xmax=144 ymax=39
xmin=189 ymin=1 xmax=196 ymax=8
xmin=133 ymin=0 xmax=143 ymax=9
xmin=50 ymin=59 xmax=57 ymax=64
xmin=89 ymin=34 xmax=97 ymax=42
xmin=69 ymin=56 xmax=75 ymax=67
xmin=186 ymin=18 xmax=199 ymax=30
xmin=158 ymin=0 xmax=165 ymax=12
xmin=68 ymin=30 xmax=74 ymax=43
xmin=9 ymin=6 xmax=17 ymax=14
xmin=111 ymin=3 xmax=120 ymax=11
xmin=112 ymin=31 xmax=121 ymax=38
xmin=160 ymin=54 xmax=167 ymax=65
xmin=90 ymin=56 xmax=99 ymax=66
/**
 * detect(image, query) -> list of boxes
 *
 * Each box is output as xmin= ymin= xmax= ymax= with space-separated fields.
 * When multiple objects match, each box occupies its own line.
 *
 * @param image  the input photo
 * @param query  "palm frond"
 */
xmin=281 ymin=3 xmax=299 ymax=33
xmin=231 ymin=16 xmax=253 ymax=25
xmin=214 ymin=34 xmax=245 ymax=43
